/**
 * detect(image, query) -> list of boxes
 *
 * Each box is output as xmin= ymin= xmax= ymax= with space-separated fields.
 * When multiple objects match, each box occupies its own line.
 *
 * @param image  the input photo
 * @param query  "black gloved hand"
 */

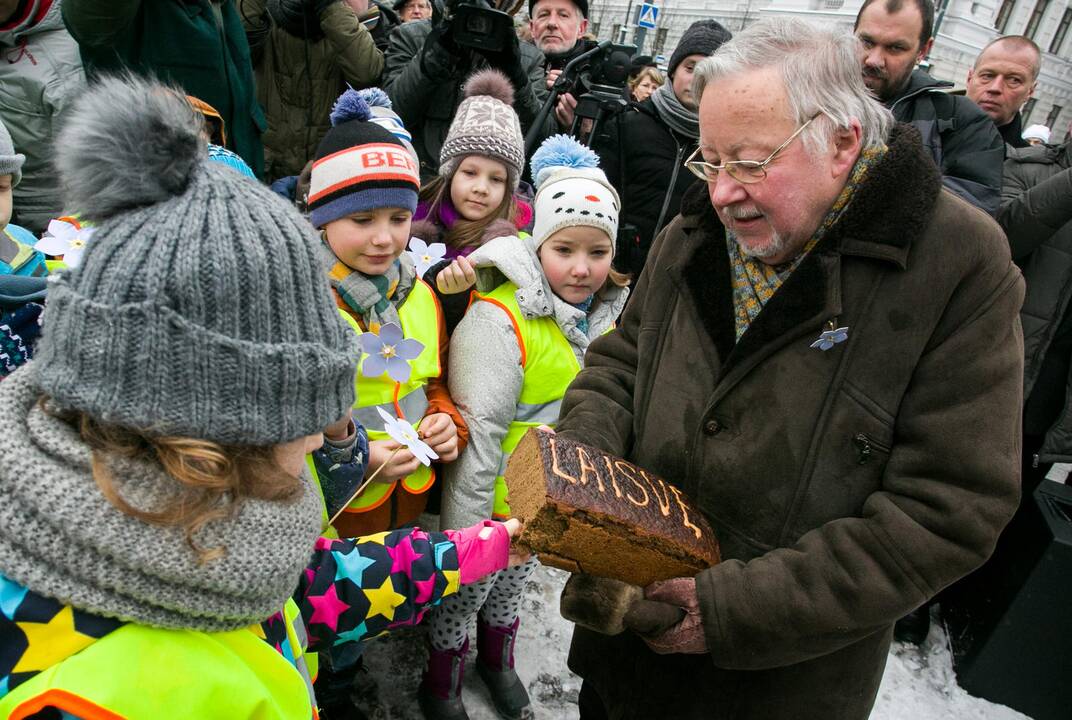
xmin=478 ymin=31 xmax=528 ymax=90
xmin=421 ymin=22 xmax=465 ymax=80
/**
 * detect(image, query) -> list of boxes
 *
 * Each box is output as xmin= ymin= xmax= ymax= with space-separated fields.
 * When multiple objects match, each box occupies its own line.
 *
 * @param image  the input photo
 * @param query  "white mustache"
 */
xmin=725 ymin=205 xmax=763 ymax=220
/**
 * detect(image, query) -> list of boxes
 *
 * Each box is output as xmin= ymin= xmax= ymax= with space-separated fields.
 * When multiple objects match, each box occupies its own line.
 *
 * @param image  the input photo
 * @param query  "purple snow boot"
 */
xmin=475 ymin=618 xmax=533 ymax=720
xmin=418 ymin=637 xmax=470 ymax=720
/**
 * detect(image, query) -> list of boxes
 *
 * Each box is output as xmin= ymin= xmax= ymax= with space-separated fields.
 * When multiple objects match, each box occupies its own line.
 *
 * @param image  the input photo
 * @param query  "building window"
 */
xmin=1052 ymin=8 xmax=1072 ymax=53
xmin=1023 ymin=97 xmax=1038 ymax=123
xmin=1024 ymin=0 xmax=1051 ymax=39
xmin=1046 ymin=104 xmax=1063 ymax=129
xmin=994 ymin=0 xmax=1016 ymax=31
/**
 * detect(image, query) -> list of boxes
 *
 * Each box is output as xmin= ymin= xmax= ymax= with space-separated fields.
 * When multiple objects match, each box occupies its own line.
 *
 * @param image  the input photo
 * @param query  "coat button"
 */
xmin=703 ymin=418 xmax=721 ymax=436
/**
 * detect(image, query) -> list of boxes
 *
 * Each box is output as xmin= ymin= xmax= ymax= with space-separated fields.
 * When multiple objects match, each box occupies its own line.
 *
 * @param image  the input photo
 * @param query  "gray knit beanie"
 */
xmin=0 ymin=115 xmax=25 ymax=187
xmin=439 ymin=69 xmax=525 ymax=190
xmin=34 ymin=74 xmax=358 ymax=445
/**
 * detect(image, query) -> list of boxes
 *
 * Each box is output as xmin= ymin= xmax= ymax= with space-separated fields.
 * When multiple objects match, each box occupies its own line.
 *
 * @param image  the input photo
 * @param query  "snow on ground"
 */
xmin=357 ymin=564 xmax=1031 ymax=719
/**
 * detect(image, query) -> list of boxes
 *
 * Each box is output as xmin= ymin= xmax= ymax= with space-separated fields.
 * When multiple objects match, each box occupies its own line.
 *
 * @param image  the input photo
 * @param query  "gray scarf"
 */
xmin=650 ymin=79 xmax=700 ymax=140
xmin=0 ymin=365 xmax=323 ymax=632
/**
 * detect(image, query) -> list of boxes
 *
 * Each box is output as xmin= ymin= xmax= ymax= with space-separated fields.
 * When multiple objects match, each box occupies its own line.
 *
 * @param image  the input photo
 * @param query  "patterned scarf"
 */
xmin=650 ymin=79 xmax=699 ymax=140
xmin=330 ymin=252 xmax=417 ymax=333
xmin=728 ymin=144 xmax=887 ymax=341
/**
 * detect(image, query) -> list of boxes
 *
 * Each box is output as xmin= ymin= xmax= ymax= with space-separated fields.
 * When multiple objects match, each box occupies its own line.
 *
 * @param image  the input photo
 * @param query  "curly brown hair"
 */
xmin=48 ymin=401 xmax=300 ymax=564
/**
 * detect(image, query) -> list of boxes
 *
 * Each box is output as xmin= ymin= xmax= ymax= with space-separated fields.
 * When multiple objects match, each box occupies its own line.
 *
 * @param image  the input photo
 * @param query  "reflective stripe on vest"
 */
xmin=332 ymin=279 xmax=442 ymax=513
xmin=475 ymin=282 xmax=581 ymax=519
xmin=0 ymin=599 xmax=315 ymax=720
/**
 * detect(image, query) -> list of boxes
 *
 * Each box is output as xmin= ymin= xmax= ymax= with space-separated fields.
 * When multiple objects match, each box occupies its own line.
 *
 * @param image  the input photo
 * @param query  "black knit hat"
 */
xmin=668 ymin=19 xmax=732 ymax=78
xmin=528 ymin=0 xmax=588 ymax=19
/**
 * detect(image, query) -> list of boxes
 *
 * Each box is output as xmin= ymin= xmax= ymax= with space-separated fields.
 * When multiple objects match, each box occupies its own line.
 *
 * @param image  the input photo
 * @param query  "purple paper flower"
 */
xmin=376 ymin=407 xmax=438 ymax=466
xmin=359 ymin=322 xmax=425 ymax=383
xmin=810 ymin=326 xmax=849 ymax=351
xmin=407 ymin=238 xmax=447 ymax=276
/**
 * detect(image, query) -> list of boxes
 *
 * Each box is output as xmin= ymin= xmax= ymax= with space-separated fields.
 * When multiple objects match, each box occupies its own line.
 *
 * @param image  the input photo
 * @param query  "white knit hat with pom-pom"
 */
xmin=439 ymin=68 xmax=525 ymax=189
xmin=529 ymin=134 xmax=620 ymax=252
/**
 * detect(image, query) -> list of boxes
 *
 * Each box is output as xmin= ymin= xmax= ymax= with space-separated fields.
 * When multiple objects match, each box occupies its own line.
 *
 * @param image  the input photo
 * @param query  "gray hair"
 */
xmin=692 ymin=17 xmax=894 ymax=155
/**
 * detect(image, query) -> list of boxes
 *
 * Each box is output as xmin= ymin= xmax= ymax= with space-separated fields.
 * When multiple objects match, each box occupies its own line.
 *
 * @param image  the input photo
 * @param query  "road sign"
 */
xmin=637 ymin=2 xmax=658 ymax=29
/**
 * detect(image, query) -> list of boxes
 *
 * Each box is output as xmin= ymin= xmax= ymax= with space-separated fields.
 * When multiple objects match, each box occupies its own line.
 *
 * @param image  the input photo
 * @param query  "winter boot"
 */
xmin=418 ymin=637 xmax=470 ymax=720
xmin=475 ymin=617 xmax=533 ymax=720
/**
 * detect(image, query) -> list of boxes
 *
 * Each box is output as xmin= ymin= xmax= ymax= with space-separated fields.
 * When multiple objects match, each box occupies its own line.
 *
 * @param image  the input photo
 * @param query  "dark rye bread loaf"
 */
xmin=505 ymin=429 xmax=720 ymax=586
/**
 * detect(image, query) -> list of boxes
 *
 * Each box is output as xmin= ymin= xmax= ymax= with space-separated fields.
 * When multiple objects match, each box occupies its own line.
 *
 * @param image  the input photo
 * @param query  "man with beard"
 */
xmin=854 ymin=0 xmax=1003 ymax=214
xmin=552 ymin=18 xmax=1023 ymax=720
xmin=967 ymin=35 xmax=1041 ymax=149
xmin=529 ymin=0 xmax=592 ymax=130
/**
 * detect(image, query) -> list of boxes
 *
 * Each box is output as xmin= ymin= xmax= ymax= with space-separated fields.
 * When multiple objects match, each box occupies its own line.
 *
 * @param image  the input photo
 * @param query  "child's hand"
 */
xmin=502 ymin=518 xmax=532 ymax=566
xmin=435 ymin=257 xmax=477 ymax=295
xmin=419 ymin=412 xmax=460 ymax=462
xmin=367 ymin=440 xmax=420 ymax=482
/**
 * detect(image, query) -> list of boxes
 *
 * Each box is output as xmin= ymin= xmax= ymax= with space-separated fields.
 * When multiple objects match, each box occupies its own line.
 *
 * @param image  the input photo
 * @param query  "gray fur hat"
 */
xmin=439 ymin=69 xmax=525 ymax=189
xmin=34 ymin=74 xmax=358 ymax=445
xmin=0 ymin=115 xmax=25 ymax=187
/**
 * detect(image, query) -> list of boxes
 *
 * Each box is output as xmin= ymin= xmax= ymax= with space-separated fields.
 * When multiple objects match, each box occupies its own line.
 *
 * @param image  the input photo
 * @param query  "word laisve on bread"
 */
xmin=504 ymin=429 xmax=721 ymax=586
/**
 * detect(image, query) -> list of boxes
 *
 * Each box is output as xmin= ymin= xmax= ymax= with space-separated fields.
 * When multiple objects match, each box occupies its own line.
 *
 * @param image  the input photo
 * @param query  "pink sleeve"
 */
xmin=444 ymin=520 xmax=512 ymax=584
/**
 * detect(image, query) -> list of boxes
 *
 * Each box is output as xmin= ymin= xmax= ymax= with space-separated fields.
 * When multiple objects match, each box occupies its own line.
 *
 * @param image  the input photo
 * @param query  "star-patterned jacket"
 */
xmin=0 ymin=523 xmax=504 ymax=704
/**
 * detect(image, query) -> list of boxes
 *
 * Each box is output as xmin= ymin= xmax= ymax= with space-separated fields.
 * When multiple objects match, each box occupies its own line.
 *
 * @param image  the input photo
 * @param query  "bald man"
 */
xmin=967 ymin=35 xmax=1041 ymax=148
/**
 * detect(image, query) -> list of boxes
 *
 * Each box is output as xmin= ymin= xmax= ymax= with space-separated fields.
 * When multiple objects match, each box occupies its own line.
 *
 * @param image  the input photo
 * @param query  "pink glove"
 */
xmin=641 ymin=577 xmax=707 ymax=655
xmin=444 ymin=520 xmax=511 ymax=584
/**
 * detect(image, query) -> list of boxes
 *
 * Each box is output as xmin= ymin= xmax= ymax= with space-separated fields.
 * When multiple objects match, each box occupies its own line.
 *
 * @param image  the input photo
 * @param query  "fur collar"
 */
xmin=677 ymin=123 xmax=942 ymax=369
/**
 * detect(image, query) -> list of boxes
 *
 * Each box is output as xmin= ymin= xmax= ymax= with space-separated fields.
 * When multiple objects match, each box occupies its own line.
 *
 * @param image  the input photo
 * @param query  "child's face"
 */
xmin=0 ymin=174 xmax=12 ymax=230
xmin=538 ymin=225 xmax=614 ymax=304
xmin=273 ymin=433 xmax=325 ymax=479
xmin=450 ymin=156 xmax=508 ymax=222
xmin=324 ymin=207 xmax=412 ymax=275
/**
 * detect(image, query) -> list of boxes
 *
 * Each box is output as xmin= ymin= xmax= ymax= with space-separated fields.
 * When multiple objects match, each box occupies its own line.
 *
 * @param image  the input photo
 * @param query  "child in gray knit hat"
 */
xmin=0 ymin=74 xmax=522 ymax=720
xmin=0 ymin=115 xmax=47 ymax=278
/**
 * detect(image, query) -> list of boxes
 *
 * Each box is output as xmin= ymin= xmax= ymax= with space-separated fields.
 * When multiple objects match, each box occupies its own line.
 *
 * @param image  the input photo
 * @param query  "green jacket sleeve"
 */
xmin=320 ymin=1 xmax=384 ymax=87
xmin=61 ymin=0 xmax=142 ymax=47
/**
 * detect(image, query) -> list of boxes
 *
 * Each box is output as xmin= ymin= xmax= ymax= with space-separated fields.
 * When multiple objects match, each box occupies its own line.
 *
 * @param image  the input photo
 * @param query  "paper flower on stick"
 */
xmin=35 ymin=217 xmax=96 ymax=269
xmin=407 ymin=238 xmax=446 ymax=276
xmin=376 ymin=407 xmax=438 ymax=466
xmin=359 ymin=322 xmax=424 ymax=383
xmin=809 ymin=326 xmax=849 ymax=351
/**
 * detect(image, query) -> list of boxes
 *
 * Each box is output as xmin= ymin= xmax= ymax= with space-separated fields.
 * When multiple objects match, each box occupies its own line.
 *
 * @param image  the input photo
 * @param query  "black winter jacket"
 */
xmin=999 ymin=141 xmax=1072 ymax=460
xmin=888 ymin=69 xmax=1004 ymax=215
xmin=591 ymin=98 xmax=700 ymax=278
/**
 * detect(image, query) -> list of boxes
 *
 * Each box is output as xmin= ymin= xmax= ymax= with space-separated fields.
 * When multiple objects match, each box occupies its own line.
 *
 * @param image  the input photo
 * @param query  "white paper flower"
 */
xmin=407 ymin=237 xmax=447 ymax=276
xmin=35 ymin=218 xmax=96 ymax=269
xmin=359 ymin=322 xmax=425 ymax=383
xmin=375 ymin=407 xmax=439 ymax=466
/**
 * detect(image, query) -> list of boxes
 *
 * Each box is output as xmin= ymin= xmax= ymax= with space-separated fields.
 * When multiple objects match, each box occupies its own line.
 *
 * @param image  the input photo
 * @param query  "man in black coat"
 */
xmin=966 ymin=35 xmax=1040 ymax=149
xmin=854 ymin=0 xmax=1003 ymax=214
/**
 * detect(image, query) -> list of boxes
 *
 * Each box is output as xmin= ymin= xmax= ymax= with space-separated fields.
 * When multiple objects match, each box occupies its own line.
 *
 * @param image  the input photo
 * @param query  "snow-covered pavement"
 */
xmin=358 ymin=564 xmax=1031 ymax=719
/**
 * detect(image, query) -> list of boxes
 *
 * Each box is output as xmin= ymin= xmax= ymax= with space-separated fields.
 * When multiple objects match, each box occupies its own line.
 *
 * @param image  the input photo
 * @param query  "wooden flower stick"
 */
xmin=326 ymin=445 xmax=404 ymax=528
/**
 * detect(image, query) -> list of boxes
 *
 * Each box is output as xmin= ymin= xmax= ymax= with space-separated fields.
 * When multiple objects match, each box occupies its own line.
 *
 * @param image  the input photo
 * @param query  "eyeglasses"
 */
xmin=684 ymin=113 xmax=824 ymax=185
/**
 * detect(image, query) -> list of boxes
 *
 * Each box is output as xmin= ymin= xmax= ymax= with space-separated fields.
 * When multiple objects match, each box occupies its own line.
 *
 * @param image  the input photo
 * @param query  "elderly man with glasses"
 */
xmin=552 ymin=17 xmax=1024 ymax=720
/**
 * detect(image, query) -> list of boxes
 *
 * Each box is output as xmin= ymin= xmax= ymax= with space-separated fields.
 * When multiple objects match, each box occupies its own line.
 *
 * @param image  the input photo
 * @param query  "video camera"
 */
xmin=437 ymin=0 xmax=516 ymax=53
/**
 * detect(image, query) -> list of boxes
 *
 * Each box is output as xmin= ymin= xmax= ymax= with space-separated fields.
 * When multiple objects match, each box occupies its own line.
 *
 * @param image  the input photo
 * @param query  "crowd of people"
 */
xmin=0 ymin=0 xmax=1068 ymax=718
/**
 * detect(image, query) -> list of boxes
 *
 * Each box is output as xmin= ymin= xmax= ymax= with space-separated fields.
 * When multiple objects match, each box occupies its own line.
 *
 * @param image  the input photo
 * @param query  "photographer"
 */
xmin=592 ymin=20 xmax=731 ymax=277
xmin=383 ymin=0 xmax=551 ymax=177
xmin=240 ymin=0 xmax=385 ymax=181
xmin=530 ymin=0 xmax=592 ymax=130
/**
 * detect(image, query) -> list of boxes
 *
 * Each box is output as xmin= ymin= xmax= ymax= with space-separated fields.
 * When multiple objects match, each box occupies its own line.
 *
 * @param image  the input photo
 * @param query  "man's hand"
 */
xmin=554 ymin=92 xmax=578 ymax=130
xmin=546 ymin=68 xmax=563 ymax=90
xmin=421 ymin=21 xmax=464 ymax=79
xmin=419 ymin=412 xmax=460 ymax=462
xmin=367 ymin=439 xmax=420 ymax=481
xmin=435 ymin=257 xmax=477 ymax=295
xmin=640 ymin=577 xmax=707 ymax=655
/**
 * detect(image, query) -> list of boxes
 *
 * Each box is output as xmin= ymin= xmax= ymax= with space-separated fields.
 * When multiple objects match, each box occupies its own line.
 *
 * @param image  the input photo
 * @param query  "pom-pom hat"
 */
xmin=309 ymin=89 xmax=421 ymax=229
xmin=0 ymin=116 xmax=25 ymax=187
xmin=439 ymin=69 xmax=525 ymax=189
xmin=530 ymin=135 xmax=620 ymax=252
xmin=35 ymin=74 xmax=357 ymax=445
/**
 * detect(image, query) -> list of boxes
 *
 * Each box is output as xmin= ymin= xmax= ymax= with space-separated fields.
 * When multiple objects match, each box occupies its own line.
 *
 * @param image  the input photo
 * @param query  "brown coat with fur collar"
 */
xmin=555 ymin=125 xmax=1024 ymax=720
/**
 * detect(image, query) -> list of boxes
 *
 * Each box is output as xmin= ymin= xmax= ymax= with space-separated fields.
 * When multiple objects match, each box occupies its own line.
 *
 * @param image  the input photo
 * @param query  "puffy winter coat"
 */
xmin=0 ymin=0 xmax=85 ymax=233
xmin=555 ymin=125 xmax=1023 ymax=720
xmin=999 ymin=140 xmax=1072 ymax=461
xmin=591 ymin=97 xmax=699 ymax=277
xmin=382 ymin=19 xmax=551 ymax=177
xmin=63 ymin=0 xmax=266 ymax=177
xmin=887 ymin=69 xmax=1004 ymax=215
xmin=239 ymin=0 xmax=384 ymax=180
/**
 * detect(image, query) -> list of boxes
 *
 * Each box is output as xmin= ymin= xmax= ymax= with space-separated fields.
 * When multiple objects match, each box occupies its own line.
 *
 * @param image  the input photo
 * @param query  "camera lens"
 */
xmin=467 ymin=15 xmax=489 ymax=33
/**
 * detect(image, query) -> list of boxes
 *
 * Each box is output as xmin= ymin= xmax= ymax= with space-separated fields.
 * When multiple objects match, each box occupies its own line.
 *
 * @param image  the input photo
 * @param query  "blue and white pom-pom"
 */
xmin=530 ymin=134 xmax=601 ymax=189
xmin=330 ymin=88 xmax=373 ymax=127
xmin=357 ymin=87 xmax=393 ymax=109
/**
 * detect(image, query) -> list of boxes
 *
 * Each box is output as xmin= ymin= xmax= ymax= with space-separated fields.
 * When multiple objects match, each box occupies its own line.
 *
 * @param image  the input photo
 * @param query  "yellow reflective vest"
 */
xmin=474 ymin=281 xmax=582 ymax=518
xmin=0 ymin=598 xmax=316 ymax=720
